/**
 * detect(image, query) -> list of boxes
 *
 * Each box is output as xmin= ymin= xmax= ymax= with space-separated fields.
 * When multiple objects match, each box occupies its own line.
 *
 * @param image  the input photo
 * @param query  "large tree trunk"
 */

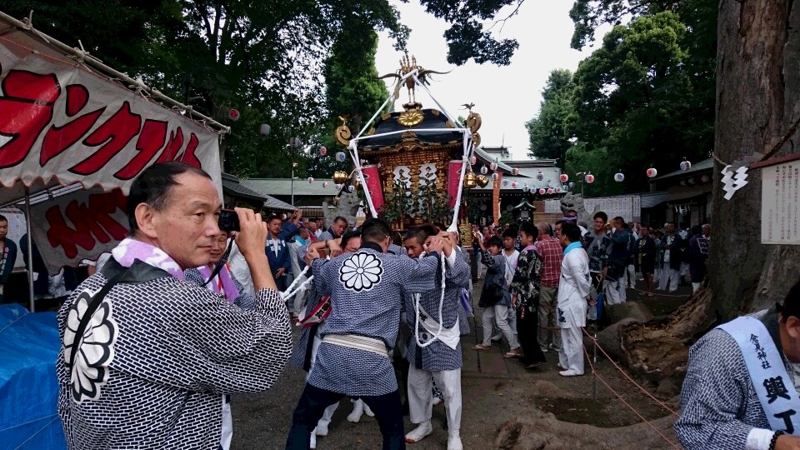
xmin=620 ymin=0 xmax=800 ymax=381
xmin=710 ymin=0 xmax=800 ymax=320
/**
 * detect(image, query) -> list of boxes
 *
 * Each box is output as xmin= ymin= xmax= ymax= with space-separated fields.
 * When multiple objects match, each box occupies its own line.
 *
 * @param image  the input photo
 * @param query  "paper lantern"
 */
xmin=335 ymin=184 xmax=343 ymax=190
xmin=522 ymin=185 xmax=530 ymax=192
xmin=539 ymin=188 xmax=546 ymax=195
xmin=502 ymin=179 xmax=509 ymax=187
xmin=536 ymin=171 xmax=544 ymax=181
xmin=489 ymin=162 xmax=498 ymax=171
xmin=470 ymin=156 xmax=477 ymax=165
xmin=585 ymin=174 xmax=595 ymax=184
xmin=335 ymin=152 xmax=347 ymax=162
xmin=491 ymin=173 xmax=499 ymax=181
xmin=547 ymin=188 xmax=554 ymax=194
xmin=555 ymin=187 xmax=561 ymax=193
xmin=319 ymin=146 xmax=327 ymax=156
xmin=646 ymin=168 xmax=658 ymax=178
xmin=560 ymin=173 xmax=569 ymax=183
xmin=323 ymin=181 xmax=329 ymax=188
xmin=347 ymin=185 xmax=355 ymax=193
xmin=701 ymin=175 xmax=711 ymax=183
xmin=569 ymin=182 xmax=575 ymax=189
xmin=228 ymin=108 xmax=241 ymax=121
xmin=680 ymin=159 xmax=692 ymax=171
xmin=308 ymin=177 xmax=314 ymax=184
xmin=258 ymin=123 xmax=271 ymax=136
xmin=480 ymin=165 xmax=488 ymax=175
xmin=512 ymin=168 xmax=520 ymax=176
xmin=614 ymin=172 xmax=625 ymax=182
xmin=511 ymin=181 xmax=518 ymax=188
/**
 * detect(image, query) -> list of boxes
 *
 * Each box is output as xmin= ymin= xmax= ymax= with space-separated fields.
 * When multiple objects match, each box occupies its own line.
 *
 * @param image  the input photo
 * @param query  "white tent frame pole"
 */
xmin=24 ymin=188 xmax=34 ymax=313
xmin=0 ymin=10 xmax=230 ymax=135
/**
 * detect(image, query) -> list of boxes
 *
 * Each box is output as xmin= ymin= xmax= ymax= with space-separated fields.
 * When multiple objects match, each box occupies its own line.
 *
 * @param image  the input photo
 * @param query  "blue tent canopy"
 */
xmin=0 ymin=304 xmax=66 ymax=449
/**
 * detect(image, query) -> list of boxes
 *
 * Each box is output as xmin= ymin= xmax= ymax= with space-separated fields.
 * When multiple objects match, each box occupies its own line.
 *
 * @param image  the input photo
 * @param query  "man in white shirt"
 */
xmin=502 ymin=228 xmax=520 ymax=335
xmin=556 ymin=222 xmax=591 ymax=377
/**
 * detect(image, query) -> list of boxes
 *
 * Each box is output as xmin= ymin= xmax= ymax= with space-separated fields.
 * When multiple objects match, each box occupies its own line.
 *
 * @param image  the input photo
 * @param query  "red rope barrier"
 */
xmin=582 ymin=328 xmax=680 ymax=417
xmin=582 ymin=345 xmax=681 ymax=449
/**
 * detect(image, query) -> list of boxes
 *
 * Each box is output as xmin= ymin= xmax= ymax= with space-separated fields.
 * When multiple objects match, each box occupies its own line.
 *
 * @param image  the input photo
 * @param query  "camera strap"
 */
xmin=203 ymin=239 xmax=234 ymax=287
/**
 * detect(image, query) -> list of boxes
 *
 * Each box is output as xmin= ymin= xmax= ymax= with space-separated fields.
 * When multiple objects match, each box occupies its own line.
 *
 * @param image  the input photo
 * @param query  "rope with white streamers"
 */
xmin=280 ymin=265 xmax=312 ymax=301
xmin=413 ymin=251 xmax=447 ymax=348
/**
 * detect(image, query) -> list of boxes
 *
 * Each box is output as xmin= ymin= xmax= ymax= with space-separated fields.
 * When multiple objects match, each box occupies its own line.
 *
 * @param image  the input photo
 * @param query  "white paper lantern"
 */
xmin=539 ymin=188 xmax=546 ymax=195
xmin=522 ymin=185 xmax=530 ymax=192
xmin=323 ymin=181 xmax=329 ymax=188
xmin=320 ymin=146 xmax=327 ymax=156
xmin=308 ymin=177 xmax=314 ymax=184
xmin=258 ymin=123 xmax=271 ymax=136
xmin=585 ymin=174 xmax=595 ymax=184
xmin=335 ymin=152 xmax=347 ymax=162
xmin=560 ymin=173 xmax=569 ymax=183
xmin=512 ymin=168 xmax=520 ymax=176
xmin=680 ymin=159 xmax=692 ymax=171
xmin=614 ymin=172 xmax=625 ymax=182
xmin=547 ymin=188 xmax=554 ymax=194
xmin=569 ymin=182 xmax=575 ymax=189
xmin=491 ymin=173 xmax=499 ymax=181
xmin=489 ymin=162 xmax=498 ymax=171
xmin=646 ymin=168 xmax=658 ymax=178
xmin=536 ymin=171 xmax=544 ymax=181
xmin=347 ymin=185 xmax=355 ymax=193
xmin=480 ymin=165 xmax=488 ymax=175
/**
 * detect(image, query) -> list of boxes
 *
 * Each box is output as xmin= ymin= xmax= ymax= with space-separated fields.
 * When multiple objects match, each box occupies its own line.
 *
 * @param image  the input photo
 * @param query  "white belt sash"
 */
xmin=322 ymin=334 xmax=389 ymax=358
xmin=718 ymin=316 xmax=800 ymax=434
xmin=417 ymin=303 xmax=460 ymax=350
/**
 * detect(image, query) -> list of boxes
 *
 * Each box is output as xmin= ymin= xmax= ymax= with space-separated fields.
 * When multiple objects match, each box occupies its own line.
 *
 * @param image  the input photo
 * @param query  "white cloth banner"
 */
xmin=0 ymin=47 xmax=222 ymax=273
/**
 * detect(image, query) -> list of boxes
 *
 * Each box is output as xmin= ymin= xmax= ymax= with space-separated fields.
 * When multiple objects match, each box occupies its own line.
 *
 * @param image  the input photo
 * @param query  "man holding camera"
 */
xmin=286 ymin=219 xmax=444 ymax=450
xmin=56 ymin=162 xmax=292 ymax=450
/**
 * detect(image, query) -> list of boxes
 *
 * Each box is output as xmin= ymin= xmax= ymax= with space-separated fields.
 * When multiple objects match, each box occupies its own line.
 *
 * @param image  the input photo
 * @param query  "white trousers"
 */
xmin=220 ymin=397 xmax=233 ymax=450
xmin=604 ymin=279 xmax=623 ymax=306
xmin=659 ymin=267 xmax=680 ymax=292
xmin=482 ymin=304 xmax=519 ymax=348
xmin=408 ymin=366 xmax=461 ymax=433
xmin=558 ymin=326 xmax=584 ymax=375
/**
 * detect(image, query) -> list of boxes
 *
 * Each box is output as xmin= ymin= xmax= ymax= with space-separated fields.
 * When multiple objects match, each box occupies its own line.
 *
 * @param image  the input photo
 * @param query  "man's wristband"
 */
xmin=770 ymin=430 xmax=785 ymax=450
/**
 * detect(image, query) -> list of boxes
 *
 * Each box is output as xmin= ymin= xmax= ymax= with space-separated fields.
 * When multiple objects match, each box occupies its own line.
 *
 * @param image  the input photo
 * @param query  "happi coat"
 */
xmin=676 ymin=308 xmax=800 ymax=449
xmin=404 ymin=250 xmax=471 ymax=372
xmin=557 ymin=244 xmax=591 ymax=329
xmin=56 ymin=255 xmax=292 ymax=450
xmin=309 ymin=244 xmax=439 ymax=397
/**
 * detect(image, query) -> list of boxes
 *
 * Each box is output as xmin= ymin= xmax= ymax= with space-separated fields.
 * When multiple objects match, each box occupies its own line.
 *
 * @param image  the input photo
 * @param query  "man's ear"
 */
xmin=135 ymin=203 xmax=158 ymax=239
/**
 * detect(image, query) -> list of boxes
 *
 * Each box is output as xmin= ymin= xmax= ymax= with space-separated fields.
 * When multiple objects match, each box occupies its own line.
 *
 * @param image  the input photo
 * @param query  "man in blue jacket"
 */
xmin=267 ymin=213 xmax=299 ymax=292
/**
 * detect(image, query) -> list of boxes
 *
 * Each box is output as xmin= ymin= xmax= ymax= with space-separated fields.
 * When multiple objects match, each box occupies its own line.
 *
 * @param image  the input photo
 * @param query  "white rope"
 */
xmin=411 ymin=74 xmax=465 ymax=127
xmin=448 ymin=130 xmax=473 ymax=232
xmin=353 ymin=67 xmax=421 ymax=143
xmin=281 ymin=275 xmax=314 ymax=301
xmin=280 ymin=265 xmax=311 ymax=300
xmin=414 ymin=252 xmax=447 ymax=348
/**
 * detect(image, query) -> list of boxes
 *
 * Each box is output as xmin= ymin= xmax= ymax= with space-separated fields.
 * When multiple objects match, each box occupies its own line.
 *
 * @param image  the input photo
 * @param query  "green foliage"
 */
xmin=545 ymin=9 xmax=715 ymax=193
xmin=526 ymin=69 xmax=575 ymax=165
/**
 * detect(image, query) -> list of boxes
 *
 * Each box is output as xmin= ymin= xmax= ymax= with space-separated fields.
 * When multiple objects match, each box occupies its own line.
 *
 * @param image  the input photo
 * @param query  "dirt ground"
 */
xmin=231 ymin=277 xmax=692 ymax=449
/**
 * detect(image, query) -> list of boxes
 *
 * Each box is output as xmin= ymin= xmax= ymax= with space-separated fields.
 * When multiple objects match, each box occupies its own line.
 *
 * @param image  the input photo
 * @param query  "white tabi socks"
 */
xmin=405 ymin=420 xmax=433 ymax=443
xmin=448 ymin=432 xmax=463 ymax=450
xmin=347 ymin=399 xmax=373 ymax=422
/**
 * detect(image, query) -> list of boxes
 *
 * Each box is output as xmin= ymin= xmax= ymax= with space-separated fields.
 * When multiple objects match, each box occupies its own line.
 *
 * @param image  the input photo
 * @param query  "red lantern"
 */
xmin=489 ymin=162 xmax=498 ymax=171
xmin=538 ymin=188 xmax=546 ymax=195
xmin=585 ymin=174 xmax=595 ymax=184
xmin=560 ymin=173 xmax=569 ymax=183
xmin=228 ymin=108 xmax=241 ymax=121
xmin=320 ymin=146 xmax=327 ymax=156
xmin=547 ymin=188 xmax=554 ymax=194
xmin=646 ymin=168 xmax=658 ymax=178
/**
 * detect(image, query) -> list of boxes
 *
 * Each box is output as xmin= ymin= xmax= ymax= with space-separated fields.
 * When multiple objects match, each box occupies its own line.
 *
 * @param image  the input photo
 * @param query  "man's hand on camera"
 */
xmin=233 ymin=208 xmax=276 ymax=291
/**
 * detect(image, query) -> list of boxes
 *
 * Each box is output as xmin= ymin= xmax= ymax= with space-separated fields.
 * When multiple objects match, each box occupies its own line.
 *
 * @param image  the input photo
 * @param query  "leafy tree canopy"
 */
xmin=526 ymin=69 xmax=574 ymax=165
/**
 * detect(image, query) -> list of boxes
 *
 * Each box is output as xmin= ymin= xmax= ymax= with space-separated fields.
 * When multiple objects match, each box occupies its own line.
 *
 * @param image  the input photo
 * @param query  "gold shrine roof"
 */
xmin=357 ymin=107 xmax=464 ymax=152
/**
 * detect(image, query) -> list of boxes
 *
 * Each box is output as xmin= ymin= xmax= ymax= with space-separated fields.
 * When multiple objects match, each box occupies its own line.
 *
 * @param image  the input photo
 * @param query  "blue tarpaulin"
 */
xmin=0 ymin=304 xmax=66 ymax=449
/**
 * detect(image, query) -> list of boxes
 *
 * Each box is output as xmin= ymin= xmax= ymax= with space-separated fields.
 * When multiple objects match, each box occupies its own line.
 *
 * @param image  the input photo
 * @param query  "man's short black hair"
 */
xmin=127 ymin=162 xmax=211 ymax=233
xmin=267 ymin=214 xmax=282 ymax=223
xmin=390 ymin=231 xmax=402 ymax=246
xmin=403 ymin=226 xmax=432 ymax=246
xmin=0 ymin=214 xmax=8 ymax=224
xmin=593 ymin=211 xmax=608 ymax=223
xmin=341 ymin=230 xmax=362 ymax=249
xmin=612 ymin=216 xmax=625 ymax=226
xmin=502 ymin=228 xmax=518 ymax=239
xmin=555 ymin=219 xmax=567 ymax=228
xmin=562 ymin=222 xmax=582 ymax=243
xmin=778 ymin=278 xmax=800 ymax=321
xmin=486 ymin=236 xmax=503 ymax=249
xmin=361 ymin=218 xmax=391 ymax=243
xmin=333 ymin=216 xmax=348 ymax=225
xmin=519 ymin=221 xmax=538 ymax=240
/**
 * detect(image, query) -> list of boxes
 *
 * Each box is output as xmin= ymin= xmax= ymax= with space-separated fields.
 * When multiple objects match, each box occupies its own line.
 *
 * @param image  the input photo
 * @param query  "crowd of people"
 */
xmin=52 ymin=161 xmax=728 ymax=450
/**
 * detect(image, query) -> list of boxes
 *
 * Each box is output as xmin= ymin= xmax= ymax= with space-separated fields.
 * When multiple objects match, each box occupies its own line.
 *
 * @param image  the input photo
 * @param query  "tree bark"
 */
xmin=710 ymin=0 xmax=800 ymax=320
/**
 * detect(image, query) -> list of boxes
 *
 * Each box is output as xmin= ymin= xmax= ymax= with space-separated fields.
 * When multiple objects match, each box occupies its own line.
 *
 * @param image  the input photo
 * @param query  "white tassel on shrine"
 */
xmin=413 ymin=252 xmax=448 ymax=348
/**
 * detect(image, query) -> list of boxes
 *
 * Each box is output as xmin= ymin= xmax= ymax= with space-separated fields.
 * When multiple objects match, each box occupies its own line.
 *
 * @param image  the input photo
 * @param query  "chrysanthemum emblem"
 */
xmin=339 ymin=252 xmax=383 ymax=292
xmin=63 ymin=289 xmax=118 ymax=404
